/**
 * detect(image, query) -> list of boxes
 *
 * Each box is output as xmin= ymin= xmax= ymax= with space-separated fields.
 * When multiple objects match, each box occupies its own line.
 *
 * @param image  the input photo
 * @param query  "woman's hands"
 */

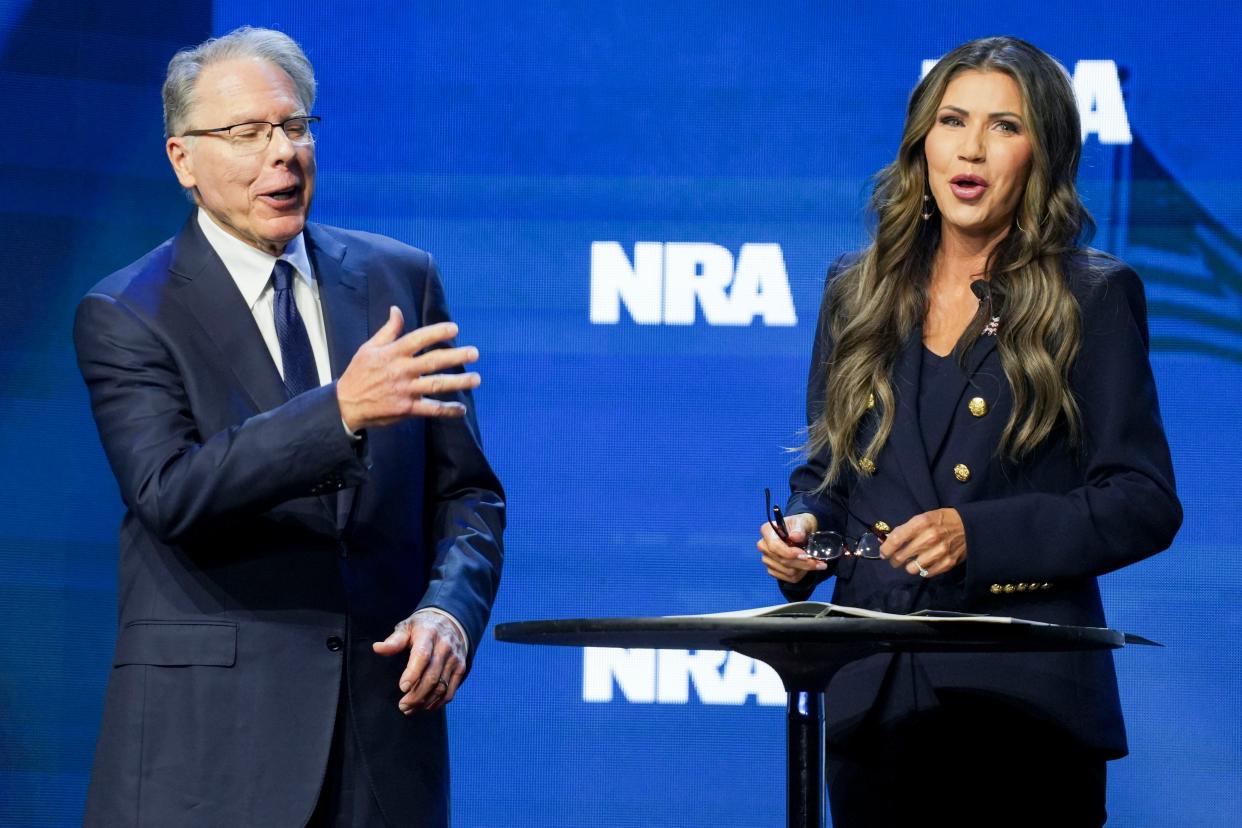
xmin=758 ymin=506 xmax=967 ymax=583
xmin=881 ymin=507 xmax=967 ymax=578
xmin=757 ymin=513 xmax=823 ymax=584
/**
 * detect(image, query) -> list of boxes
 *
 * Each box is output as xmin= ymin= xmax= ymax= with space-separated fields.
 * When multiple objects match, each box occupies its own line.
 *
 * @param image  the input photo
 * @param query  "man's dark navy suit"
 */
xmin=782 ymin=251 xmax=1181 ymax=758
xmin=74 ymin=215 xmax=504 ymax=827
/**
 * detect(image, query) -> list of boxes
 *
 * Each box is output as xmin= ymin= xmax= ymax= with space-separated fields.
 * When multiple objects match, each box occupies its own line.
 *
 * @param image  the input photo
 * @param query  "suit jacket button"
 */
xmin=953 ymin=463 xmax=971 ymax=482
xmin=859 ymin=458 xmax=877 ymax=474
xmin=968 ymin=397 xmax=988 ymax=417
xmin=326 ymin=636 xmax=344 ymax=652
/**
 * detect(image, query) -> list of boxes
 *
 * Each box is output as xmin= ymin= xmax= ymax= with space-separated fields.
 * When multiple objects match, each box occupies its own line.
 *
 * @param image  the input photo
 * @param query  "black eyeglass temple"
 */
xmin=764 ymin=487 xmax=790 ymax=541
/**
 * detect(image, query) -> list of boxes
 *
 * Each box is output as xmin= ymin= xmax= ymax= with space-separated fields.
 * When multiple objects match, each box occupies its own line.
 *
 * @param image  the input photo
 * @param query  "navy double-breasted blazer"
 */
xmin=74 ymin=215 xmax=505 ymax=826
xmin=781 ymin=249 xmax=1180 ymax=758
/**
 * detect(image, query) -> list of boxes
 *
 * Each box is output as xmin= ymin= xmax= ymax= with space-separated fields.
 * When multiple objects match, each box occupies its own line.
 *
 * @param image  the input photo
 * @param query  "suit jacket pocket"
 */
xmin=113 ymin=620 xmax=238 ymax=667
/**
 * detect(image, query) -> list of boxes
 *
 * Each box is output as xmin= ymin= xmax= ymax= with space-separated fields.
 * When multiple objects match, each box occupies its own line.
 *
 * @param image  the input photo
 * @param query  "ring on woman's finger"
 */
xmin=433 ymin=677 xmax=449 ymax=695
xmin=913 ymin=558 xmax=930 ymax=578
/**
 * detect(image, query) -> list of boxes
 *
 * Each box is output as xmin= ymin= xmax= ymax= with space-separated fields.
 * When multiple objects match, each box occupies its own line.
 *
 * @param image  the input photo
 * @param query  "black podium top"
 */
xmin=495 ymin=615 xmax=1124 ymax=651
xmin=495 ymin=615 xmax=1126 ymax=691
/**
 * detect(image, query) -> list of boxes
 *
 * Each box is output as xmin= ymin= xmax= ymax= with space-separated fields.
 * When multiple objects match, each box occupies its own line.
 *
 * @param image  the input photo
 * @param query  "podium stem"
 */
xmin=786 ymin=690 xmax=824 ymax=828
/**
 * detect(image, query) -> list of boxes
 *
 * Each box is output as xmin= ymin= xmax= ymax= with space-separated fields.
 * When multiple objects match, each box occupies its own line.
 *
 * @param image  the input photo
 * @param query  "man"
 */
xmin=74 ymin=26 xmax=504 ymax=827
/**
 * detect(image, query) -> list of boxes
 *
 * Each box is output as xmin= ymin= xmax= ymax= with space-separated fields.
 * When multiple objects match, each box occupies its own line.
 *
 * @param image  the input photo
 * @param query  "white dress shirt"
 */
xmin=196 ymin=209 xmax=331 ymax=387
xmin=195 ymin=209 xmax=470 ymax=653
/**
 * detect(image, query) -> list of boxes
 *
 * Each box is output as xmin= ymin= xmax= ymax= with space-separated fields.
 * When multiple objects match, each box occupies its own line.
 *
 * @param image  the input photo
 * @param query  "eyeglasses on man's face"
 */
xmin=181 ymin=115 xmax=321 ymax=155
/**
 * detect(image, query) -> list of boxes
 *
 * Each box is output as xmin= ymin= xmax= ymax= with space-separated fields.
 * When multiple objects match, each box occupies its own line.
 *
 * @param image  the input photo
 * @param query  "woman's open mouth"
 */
xmin=949 ymin=174 xmax=988 ymax=201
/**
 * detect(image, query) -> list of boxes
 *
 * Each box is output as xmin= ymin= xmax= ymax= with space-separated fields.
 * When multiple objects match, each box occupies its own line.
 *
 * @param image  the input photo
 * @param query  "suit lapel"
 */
xmin=923 ymin=328 xmax=1000 ymax=465
xmin=306 ymin=225 xmax=368 ymax=379
xmin=306 ymin=224 xmax=369 ymax=530
xmin=962 ymin=325 xmax=1000 ymax=378
xmin=886 ymin=327 xmax=939 ymax=513
xmin=169 ymin=216 xmax=288 ymax=414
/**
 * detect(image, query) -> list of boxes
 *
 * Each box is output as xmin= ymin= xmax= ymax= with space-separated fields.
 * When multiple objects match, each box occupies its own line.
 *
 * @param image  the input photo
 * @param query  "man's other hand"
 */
xmin=337 ymin=306 xmax=481 ymax=431
xmin=372 ymin=611 xmax=468 ymax=714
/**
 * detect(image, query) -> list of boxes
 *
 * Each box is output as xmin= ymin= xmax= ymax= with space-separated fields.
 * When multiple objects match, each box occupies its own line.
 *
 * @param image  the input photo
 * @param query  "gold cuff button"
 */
xmin=953 ymin=463 xmax=971 ymax=482
xmin=989 ymin=584 xmax=1002 ymax=594
xmin=968 ymin=396 xmax=988 ymax=417
xmin=859 ymin=457 xmax=877 ymax=474
xmin=1003 ymin=583 xmax=1016 ymax=593
xmin=1041 ymin=582 xmax=1052 ymax=590
xmin=873 ymin=521 xmax=890 ymax=535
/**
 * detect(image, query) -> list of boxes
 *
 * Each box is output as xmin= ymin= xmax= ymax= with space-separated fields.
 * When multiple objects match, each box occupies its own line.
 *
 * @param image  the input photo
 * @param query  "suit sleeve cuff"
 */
xmin=341 ymin=418 xmax=362 ymax=441
xmin=786 ymin=492 xmax=836 ymax=534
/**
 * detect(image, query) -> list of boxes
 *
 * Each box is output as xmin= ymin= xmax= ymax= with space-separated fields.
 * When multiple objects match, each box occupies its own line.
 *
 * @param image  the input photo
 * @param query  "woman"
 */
xmin=757 ymin=37 xmax=1180 ymax=827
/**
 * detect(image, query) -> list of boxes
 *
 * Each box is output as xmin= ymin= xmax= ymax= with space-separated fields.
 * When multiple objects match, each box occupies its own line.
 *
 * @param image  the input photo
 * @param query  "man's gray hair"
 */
xmin=162 ymin=26 xmax=316 ymax=138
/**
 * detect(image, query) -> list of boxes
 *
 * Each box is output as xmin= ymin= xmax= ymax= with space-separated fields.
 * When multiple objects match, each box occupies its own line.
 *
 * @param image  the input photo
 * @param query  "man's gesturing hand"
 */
xmin=337 ymin=306 xmax=480 ymax=431
xmin=373 ymin=612 xmax=468 ymax=714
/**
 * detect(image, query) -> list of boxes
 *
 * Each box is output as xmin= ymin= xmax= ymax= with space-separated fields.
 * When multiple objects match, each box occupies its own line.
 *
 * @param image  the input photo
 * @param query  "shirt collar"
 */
xmin=196 ymin=209 xmax=316 ymax=310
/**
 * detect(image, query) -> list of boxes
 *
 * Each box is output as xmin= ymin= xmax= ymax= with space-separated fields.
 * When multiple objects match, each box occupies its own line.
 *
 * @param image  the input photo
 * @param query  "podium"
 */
xmin=495 ymin=614 xmax=1128 ymax=828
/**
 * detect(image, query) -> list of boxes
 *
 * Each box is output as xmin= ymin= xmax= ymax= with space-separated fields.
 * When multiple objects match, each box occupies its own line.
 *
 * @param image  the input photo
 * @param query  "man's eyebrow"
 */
xmin=939 ymin=105 xmax=1024 ymax=120
xmin=220 ymin=109 xmax=308 ymax=124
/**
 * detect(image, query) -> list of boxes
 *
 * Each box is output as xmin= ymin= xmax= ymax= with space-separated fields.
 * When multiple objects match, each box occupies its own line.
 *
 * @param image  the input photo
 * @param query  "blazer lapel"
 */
xmin=885 ymin=327 xmax=939 ymax=513
xmin=306 ymin=225 xmax=369 ymax=531
xmin=169 ymin=216 xmax=288 ymax=414
xmin=923 ymin=327 xmax=1000 ymax=465
xmin=962 ymin=324 xmax=1000 ymax=378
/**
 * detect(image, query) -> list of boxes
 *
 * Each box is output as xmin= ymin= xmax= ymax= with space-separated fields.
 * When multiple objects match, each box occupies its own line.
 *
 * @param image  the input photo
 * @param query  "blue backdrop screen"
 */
xmin=1 ymin=2 xmax=1239 ymax=825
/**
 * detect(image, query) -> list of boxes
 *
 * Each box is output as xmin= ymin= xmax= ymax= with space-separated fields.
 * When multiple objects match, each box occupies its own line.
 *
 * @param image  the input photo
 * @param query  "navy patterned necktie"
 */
xmin=271 ymin=259 xmax=319 ymax=397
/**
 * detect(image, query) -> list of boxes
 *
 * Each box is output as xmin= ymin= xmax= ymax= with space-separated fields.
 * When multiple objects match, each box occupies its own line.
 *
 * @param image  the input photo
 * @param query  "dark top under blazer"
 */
xmin=780 ymin=249 xmax=1181 ymax=758
xmin=74 ymin=215 xmax=505 ymax=827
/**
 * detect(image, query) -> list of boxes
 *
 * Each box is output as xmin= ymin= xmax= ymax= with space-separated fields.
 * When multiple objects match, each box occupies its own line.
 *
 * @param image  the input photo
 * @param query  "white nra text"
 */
xmin=589 ymin=241 xmax=797 ymax=327
xmin=582 ymin=647 xmax=785 ymax=706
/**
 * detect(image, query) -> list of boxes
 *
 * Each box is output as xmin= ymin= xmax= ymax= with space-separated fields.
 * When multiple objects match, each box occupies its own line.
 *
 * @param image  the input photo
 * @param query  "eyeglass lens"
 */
xmin=229 ymin=118 xmax=315 ymax=153
xmin=804 ymin=531 xmax=883 ymax=561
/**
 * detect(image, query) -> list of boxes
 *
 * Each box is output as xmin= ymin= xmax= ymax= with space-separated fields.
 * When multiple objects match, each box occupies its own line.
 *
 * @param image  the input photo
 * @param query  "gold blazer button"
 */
xmin=859 ymin=457 xmax=877 ymax=474
xmin=968 ymin=396 xmax=988 ymax=417
xmin=953 ymin=463 xmax=971 ymax=482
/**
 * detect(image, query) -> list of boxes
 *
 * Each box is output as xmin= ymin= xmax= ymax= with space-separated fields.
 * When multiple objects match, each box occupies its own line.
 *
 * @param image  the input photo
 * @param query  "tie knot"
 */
xmin=272 ymin=259 xmax=297 ymax=292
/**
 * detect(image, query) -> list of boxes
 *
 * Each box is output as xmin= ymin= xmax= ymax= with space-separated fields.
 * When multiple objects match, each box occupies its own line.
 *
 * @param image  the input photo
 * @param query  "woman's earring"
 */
xmin=1015 ymin=217 xmax=1027 ymax=234
xmin=921 ymin=193 xmax=934 ymax=221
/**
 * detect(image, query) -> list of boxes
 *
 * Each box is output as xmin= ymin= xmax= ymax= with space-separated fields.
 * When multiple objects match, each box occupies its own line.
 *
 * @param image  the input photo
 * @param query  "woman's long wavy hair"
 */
xmin=808 ymin=36 xmax=1094 ymax=487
